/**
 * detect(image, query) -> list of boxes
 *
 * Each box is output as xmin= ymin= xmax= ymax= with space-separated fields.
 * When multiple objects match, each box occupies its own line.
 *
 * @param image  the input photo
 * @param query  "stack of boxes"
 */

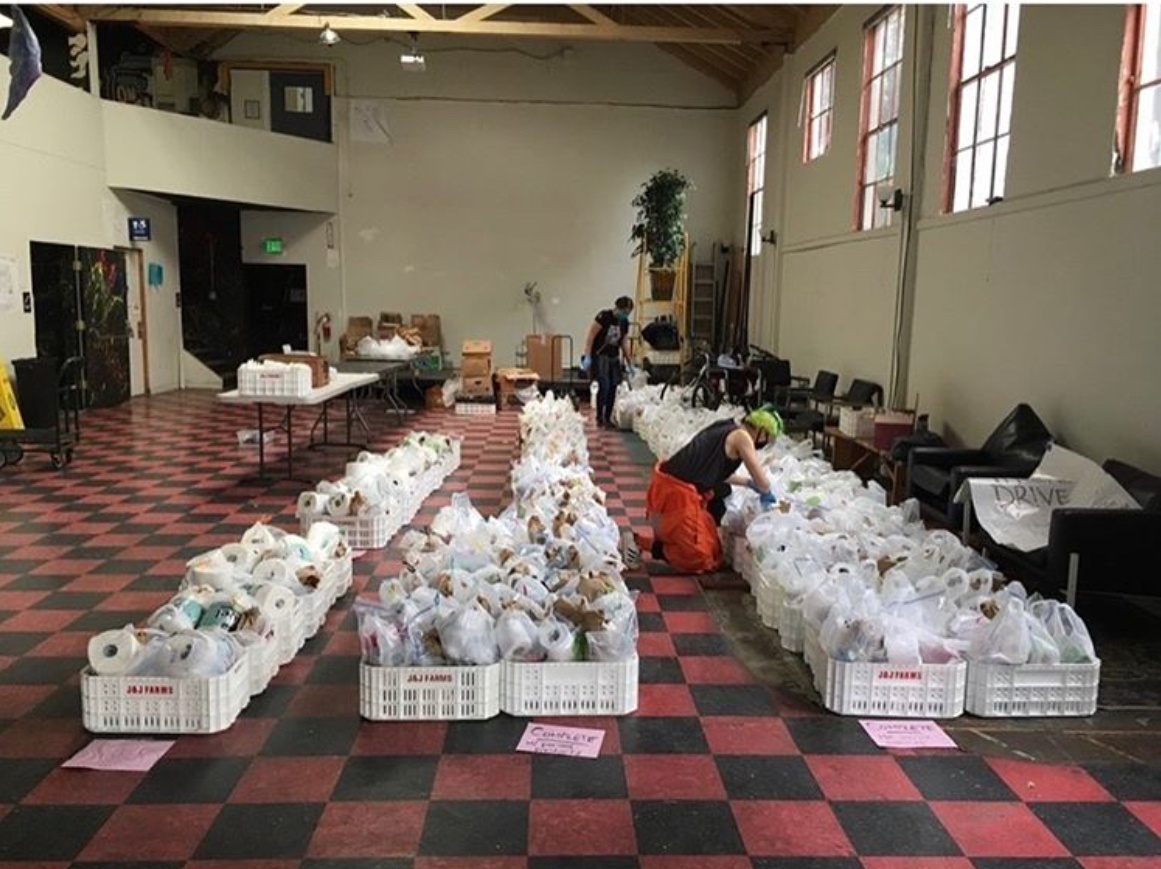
xmin=460 ymin=340 xmax=494 ymax=402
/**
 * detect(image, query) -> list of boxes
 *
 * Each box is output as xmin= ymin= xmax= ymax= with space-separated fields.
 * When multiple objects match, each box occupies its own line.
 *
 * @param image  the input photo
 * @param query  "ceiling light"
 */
xmin=401 ymin=32 xmax=425 ymax=71
xmin=319 ymin=23 xmax=341 ymax=46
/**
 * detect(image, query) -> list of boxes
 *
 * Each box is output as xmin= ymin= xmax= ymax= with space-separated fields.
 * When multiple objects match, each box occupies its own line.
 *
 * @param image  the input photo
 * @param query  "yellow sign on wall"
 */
xmin=0 ymin=360 xmax=25 ymax=430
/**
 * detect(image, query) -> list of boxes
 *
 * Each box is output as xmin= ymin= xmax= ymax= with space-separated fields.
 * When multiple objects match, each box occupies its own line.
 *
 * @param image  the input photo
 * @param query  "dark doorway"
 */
xmin=29 ymin=242 xmax=130 ymax=409
xmin=270 ymin=70 xmax=331 ymax=142
xmin=243 ymin=264 xmax=308 ymax=359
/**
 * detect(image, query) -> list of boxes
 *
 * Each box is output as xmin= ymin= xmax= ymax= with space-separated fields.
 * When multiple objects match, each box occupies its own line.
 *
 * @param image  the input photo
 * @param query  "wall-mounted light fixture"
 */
xmin=761 ymin=229 xmax=778 ymax=246
xmin=876 ymin=184 xmax=906 ymax=212
xmin=401 ymin=32 xmax=425 ymax=71
xmin=319 ymin=23 xmax=341 ymax=46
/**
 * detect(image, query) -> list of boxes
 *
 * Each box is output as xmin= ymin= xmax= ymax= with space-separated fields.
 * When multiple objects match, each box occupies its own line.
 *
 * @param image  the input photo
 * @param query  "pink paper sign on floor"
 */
xmin=860 ymin=720 xmax=959 ymax=750
xmin=516 ymin=723 xmax=605 ymax=758
xmin=63 ymin=739 xmax=174 ymax=772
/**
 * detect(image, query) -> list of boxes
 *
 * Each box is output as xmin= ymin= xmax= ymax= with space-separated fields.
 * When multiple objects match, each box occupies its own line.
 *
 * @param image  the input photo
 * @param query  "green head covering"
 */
xmin=744 ymin=405 xmax=784 ymax=439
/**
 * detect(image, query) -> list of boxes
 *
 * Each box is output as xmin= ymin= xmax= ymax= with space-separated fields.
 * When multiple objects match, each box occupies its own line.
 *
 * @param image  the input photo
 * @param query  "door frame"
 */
xmin=119 ymin=246 xmax=149 ymax=395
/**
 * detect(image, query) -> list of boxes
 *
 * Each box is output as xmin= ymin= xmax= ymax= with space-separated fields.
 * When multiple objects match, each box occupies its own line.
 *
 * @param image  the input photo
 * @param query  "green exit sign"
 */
xmin=262 ymin=237 xmax=284 ymax=254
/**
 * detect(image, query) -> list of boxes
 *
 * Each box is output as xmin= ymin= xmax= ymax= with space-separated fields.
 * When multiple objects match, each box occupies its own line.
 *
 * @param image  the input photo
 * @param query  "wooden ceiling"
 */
xmin=39 ymin=4 xmax=837 ymax=103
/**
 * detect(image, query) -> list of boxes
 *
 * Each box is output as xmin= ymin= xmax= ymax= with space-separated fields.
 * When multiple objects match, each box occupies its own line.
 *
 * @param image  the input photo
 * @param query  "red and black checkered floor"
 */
xmin=0 ymin=389 xmax=1159 ymax=868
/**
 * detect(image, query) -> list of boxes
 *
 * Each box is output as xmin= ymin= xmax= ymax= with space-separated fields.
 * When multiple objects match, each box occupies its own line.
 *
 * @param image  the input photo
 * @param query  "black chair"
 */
xmin=786 ymin=369 xmax=839 ymax=410
xmin=980 ymin=459 xmax=1161 ymax=607
xmin=906 ymin=403 xmax=1054 ymax=527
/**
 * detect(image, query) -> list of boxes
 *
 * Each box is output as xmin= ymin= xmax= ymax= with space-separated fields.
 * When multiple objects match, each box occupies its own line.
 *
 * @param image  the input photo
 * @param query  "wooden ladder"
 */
xmin=632 ymin=235 xmax=691 ymax=364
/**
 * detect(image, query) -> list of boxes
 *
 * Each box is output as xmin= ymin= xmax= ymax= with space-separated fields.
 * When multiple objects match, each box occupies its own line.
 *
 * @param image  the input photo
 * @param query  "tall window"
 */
xmin=945 ymin=3 xmax=1020 ymax=212
xmin=1116 ymin=4 xmax=1161 ymax=173
xmin=746 ymin=114 xmax=767 ymax=254
xmin=804 ymin=55 xmax=836 ymax=162
xmin=856 ymin=7 xmax=905 ymax=230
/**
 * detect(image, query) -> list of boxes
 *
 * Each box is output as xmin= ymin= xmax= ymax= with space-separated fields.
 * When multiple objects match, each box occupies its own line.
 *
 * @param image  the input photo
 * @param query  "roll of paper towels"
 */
xmin=252 ymin=558 xmax=293 ymax=586
xmin=326 ymin=491 xmax=352 ymax=517
xmin=306 ymin=521 xmax=342 ymax=554
xmin=297 ymin=492 xmax=325 ymax=517
xmin=88 ymin=627 xmax=141 ymax=675
xmin=220 ymin=543 xmax=261 ymax=572
xmin=253 ymin=584 xmax=296 ymax=619
xmin=241 ymin=523 xmax=276 ymax=549
xmin=189 ymin=562 xmax=234 ymax=591
xmin=280 ymin=535 xmax=314 ymax=563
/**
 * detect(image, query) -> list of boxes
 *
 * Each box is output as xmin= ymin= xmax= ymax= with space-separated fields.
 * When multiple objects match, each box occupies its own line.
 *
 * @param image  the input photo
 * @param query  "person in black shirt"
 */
xmin=621 ymin=408 xmax=782 ymax=572
xmin=582 ymin=295 xmax=634 ymax=428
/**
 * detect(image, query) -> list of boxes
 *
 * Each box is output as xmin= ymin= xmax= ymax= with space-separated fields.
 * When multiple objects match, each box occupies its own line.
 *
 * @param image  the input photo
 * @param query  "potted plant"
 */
xmin=630 ymin=168 xmax=691 ymax=301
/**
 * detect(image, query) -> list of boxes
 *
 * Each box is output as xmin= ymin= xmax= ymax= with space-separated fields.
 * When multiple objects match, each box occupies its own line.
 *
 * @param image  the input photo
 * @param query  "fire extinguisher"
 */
xmin=314 ymin=312 xmax=333 ymax=354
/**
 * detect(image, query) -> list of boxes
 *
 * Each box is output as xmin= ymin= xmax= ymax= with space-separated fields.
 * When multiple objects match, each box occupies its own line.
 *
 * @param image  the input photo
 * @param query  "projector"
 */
xmin=400 ymin=50 xmax=426 ymax=72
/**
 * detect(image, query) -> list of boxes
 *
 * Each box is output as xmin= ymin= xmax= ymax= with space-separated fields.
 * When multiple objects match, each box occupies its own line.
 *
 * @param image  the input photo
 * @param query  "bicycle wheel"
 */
xmin=692 ymin=381 xmax=721 ymax=411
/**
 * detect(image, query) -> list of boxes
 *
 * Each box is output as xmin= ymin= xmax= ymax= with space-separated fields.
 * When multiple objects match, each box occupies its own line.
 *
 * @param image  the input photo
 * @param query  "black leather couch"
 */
xmin=907 ymin=404 xmax=1054 ymax=527
xmin=980 ymin=459 xmax=1161 ymax=605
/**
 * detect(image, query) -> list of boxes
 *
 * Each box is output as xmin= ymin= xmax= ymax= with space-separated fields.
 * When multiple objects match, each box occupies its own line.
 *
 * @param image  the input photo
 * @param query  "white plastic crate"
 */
xmin=819 ymin=658 xmax=967 ymax=719
xmin=803 ymin=627 xmax=825 ymax=693
xmin=647 ymin=350 xmax=682 ymax=366
xmin=777 ymin=596 xmax=805 ymax=653
xmin=81 ymin=656 xmax=250 ymax=734
xmin=838 ymin=406 xmax=875 ymax=438
xmin=246 ymin=636 xmax=279 ymax=696
xmin=733 ymin=538 xmax=753 ymax=584
xmin=237 ymin=364 xmax=312 ymax=398
xmin=360 ymin=662 xmax=501 ymax=720
xmin=300 ymin=588 xmax=329 ymax=640
xmin=274 ymin=598 xmax=305 ymax=665
xmin=301 ymin=511 xmax=396 ymax=550
xmin=966 ymin=661 xmax=1101 ymax=717
xmin=501 ymin=657 xmax=639 ymax=716
xmin=754 ymin=574 xmax=778 ymax=630
xmin=456 ymin=401 xmax=496 ymax=415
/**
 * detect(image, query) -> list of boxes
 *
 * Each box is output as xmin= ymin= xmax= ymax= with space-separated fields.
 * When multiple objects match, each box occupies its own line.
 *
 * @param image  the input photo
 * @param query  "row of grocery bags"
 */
xmin=355 ymin=392 xmax=640 ymax=721
xmin=80 ymin=433 xmax=462 ymax=734
xmin=620 ymin=386 xmax=1100 ymax=719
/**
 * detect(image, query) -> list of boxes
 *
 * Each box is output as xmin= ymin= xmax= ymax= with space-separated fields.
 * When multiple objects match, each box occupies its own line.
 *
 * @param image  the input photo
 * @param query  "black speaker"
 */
xmin=13 ymin=357 xmax=59 ymax=429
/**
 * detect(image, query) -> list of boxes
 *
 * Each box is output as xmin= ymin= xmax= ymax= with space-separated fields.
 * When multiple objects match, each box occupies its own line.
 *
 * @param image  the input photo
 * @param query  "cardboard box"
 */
xmin=462 ymin=339 xmax=493 ymax=356
xmin=462 ymin=355 xmax=492 ymax=378
xmin=495 ymin=367 xmax=540 ymax=407
xmin=412 ymin=314 xmax=443 ymax=349
xmin=425 ymin=386 xmax=446 ymax=410
xmin=341 ymin=317 xmax=375 ymax=357
xmin=259 ymin=352 xmax=330 ymax=388
xmin=460 ymin=376 xmax=493 ymax=397
xmin=525 ymin=334 xmax=563 ymax=381
xmin=873 ymin=411 xmax=916 ymax=451
xmin=377 ymin=323 xmax=399 ymax=340
xmin=379 ymin=311 xmax=403 ymax=326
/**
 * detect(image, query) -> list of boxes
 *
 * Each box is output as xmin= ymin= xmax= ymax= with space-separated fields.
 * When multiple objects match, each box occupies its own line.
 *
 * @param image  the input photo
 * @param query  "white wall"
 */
xmin=740 ymin=5 xmax=1161 ymax=473
xmin=230 ymin=69 xmax=272 ymax=132
xmin=102 ymin=101 xmax=339 ymax=213
xmin=0 ymin=73 xmax=109 ymax=369
xmin=240 ymin=210 xmax=342 ymax=359
xmin=215 ymin=35 xmax=738 ymax=365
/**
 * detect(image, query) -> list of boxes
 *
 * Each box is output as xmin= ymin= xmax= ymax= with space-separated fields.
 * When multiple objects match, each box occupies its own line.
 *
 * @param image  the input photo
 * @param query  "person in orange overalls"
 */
xmin=622 ymin=408 xmax=782 ymax=573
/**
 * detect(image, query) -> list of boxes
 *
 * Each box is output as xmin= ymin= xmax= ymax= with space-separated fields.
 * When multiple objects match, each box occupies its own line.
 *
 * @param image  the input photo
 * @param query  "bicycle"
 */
xmin=659 ymin=345 xmax=722 ymax=410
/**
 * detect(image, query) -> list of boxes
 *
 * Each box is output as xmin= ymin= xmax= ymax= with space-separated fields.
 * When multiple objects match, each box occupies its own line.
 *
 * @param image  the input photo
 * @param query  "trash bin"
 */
xmin=13 ymin=356 xmax=59 ymax=429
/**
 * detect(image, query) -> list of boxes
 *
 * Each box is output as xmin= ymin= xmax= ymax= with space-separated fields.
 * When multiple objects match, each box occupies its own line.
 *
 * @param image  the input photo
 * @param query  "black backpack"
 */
xmin=641 ymin=318 xmax=680 ymax=351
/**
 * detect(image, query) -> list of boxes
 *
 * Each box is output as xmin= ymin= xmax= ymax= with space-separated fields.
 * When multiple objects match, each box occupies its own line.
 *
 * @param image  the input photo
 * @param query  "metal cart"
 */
xmin=0 ymin=356 xmax=84 ymax=470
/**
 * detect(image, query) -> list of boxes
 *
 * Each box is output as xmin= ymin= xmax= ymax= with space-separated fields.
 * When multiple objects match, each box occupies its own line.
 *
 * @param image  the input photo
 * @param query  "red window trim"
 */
xmin=803 ymin=53 xmax=836 ymax=163
xmin=943 ymin=3 xmax=1019 ymax=212
xmin=1116 ymin=5 xmax=1145 ymax=174
xmin=855 ymin=5 xmax=904 ymax=230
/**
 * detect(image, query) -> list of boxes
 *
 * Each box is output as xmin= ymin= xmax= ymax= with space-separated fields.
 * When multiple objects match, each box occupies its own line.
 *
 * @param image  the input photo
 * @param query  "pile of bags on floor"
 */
xmin=627 ymin=389 xmax=740 ymax=459
xmin=357 ymin=392 xmax=638 ymax=668
xmin=87 ymin=521 xmax=347 ymax=679
xmin=621 ymin=387 xmax=1097 ymax=669
xmin=297 ymin=433 xmax=457 ymax=520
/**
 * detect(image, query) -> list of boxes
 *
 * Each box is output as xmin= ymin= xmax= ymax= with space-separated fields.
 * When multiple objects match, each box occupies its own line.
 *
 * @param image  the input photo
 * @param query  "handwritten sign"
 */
xmin=958 ymin=477 xmax=1075 ymax=552
xmin=516 ymin=723 xmax=605 ymax=758
xmin=860 ymin=719 xmax=958 ymax=750
xmin=63 ymin=739 xmax=174 ymax=772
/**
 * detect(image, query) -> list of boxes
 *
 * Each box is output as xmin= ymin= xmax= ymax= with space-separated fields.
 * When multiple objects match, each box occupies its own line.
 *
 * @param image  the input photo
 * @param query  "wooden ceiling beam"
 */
xmin=84 ymin=7 xmax=782 ymax=44
xmin=35 ymin=4 xmax=86 ymax=32
xmin=626 ymin=6 xmax=752 ymax=78
xmin=723 ymin=4 xmax=796 ymax=31
xmin=397 ymin=4 xmax=435 ymax=21
xmin=457 ymin=5 xmax=509 ymax=24
xmin=569 ymin=4 xmax=615 ymax=27
xmin=643 ymin=5 xmax=764 ymax=68
xmin=266 ymin=4 xmax=303 ymax=17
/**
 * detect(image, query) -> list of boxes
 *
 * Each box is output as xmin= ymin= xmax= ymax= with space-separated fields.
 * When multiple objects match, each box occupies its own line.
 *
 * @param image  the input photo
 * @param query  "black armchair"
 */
xmin=906 ymin=403 xmax=1053 ymax=526
xmin=982 ymin=459 xmax=1161 ymax=606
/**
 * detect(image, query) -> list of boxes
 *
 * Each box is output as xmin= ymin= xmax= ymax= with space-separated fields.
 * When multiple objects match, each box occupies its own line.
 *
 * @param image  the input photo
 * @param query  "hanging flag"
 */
xmin=3 ymin=6 xmax=43 ymax=121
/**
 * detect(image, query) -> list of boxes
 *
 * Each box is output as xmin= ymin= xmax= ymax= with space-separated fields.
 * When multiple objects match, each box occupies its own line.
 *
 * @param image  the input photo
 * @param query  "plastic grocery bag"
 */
xmin=1032 ymin=600 xmax=1095 ymax=664
xmin=968 ymin=598 xmax=1031 ymax=664
xmin=438 ymin=604 xmax=499 ymax=666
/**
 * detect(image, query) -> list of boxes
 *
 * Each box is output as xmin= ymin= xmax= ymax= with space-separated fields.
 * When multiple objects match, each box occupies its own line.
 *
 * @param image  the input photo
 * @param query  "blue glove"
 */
xmin=580 ymin=354 xmax=591 ymax=373
xmin=759 ymin=491 xmax=777 ymax=508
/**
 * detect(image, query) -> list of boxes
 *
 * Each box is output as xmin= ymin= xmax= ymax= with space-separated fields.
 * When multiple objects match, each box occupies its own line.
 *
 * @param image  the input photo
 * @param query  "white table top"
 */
xmin=217 ymin=371 xmax=380 ymax=407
